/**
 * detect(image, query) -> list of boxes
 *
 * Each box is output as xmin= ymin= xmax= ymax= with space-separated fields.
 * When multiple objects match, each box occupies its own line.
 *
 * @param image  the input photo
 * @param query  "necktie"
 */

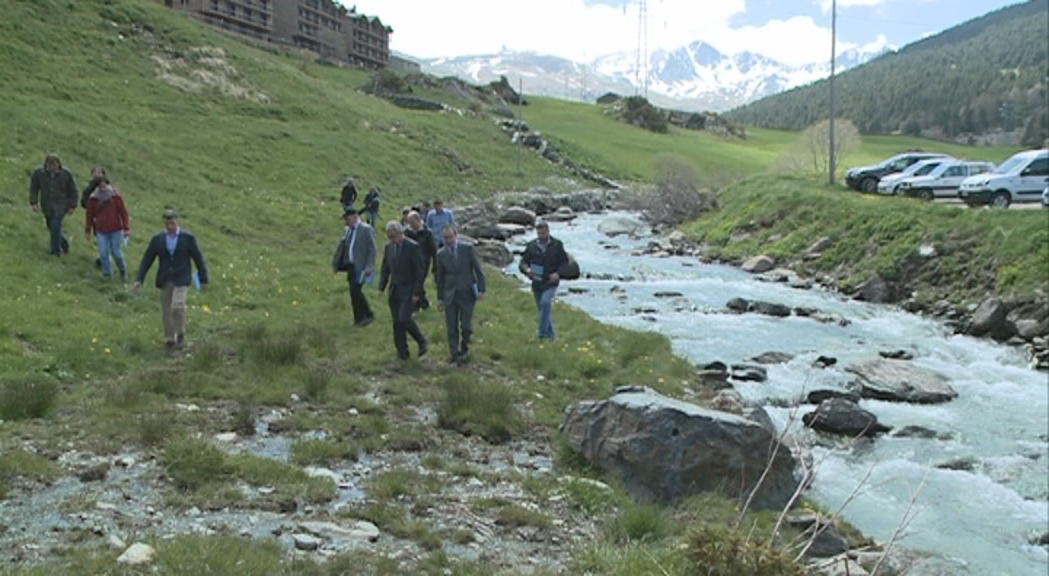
xmin=347 ymin=226 xmax=357 ymax=264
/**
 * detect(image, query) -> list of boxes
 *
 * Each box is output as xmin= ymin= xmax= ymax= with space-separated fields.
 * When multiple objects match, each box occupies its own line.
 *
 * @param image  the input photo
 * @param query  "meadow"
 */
xmin=0 ymin=0 xmax=1043 ymax=573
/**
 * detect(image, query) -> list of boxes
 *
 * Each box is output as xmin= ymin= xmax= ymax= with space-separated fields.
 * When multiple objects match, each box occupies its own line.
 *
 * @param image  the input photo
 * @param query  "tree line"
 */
xmin=726 ymin=0 xmax=1049 ymax=147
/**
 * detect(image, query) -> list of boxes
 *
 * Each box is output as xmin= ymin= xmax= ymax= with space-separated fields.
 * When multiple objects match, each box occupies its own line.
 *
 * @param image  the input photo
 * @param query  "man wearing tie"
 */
xmin=132 ymin=209 xmax=209 ymax=349
xmin=334 ymin=207 xmax=376 ymax=326
xmin=378 ymin=221 xmax=428 ymax=361
xmin=434 ymin=225 xmax=486 ymax=366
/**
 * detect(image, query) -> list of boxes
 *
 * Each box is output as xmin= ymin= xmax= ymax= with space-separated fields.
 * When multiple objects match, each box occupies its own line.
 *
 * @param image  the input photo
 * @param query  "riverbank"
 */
xmin=677 ymin=174 xmax=1049 ymax=369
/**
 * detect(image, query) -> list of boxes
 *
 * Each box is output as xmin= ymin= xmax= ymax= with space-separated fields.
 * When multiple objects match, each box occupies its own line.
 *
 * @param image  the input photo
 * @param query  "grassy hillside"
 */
xmin=0 ymin=0 xmax=1042 ymax=573
xmin=725 ymin=0 xmax=1049 ymax=144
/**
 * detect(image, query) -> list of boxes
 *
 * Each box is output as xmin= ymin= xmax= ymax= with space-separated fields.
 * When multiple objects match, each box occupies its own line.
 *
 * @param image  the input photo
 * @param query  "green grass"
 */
xmin=684 ymin=174 xmax=1049 ymax=302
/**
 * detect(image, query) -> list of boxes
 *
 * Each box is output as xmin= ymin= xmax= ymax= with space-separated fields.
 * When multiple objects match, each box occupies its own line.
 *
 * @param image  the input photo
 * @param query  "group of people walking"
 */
xmin=28 ymin=153 xmax=209 ymax=350
xmin=333 ymin=194 xmax=570 ymax=364
xmin=28 ymin=155 xmax=568 ymax=358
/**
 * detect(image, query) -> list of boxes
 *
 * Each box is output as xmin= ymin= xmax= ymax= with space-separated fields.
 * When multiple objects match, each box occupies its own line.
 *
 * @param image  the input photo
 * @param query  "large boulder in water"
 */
xmin=802 ymin=398 xmax=890 ymax=437
xmin=597 ymin=216 xmax=646 ymax=238
xmin=846 ymin=358 xmax=957 ymax=404
xmin=560 ymin=386 xmax=799 ymax=510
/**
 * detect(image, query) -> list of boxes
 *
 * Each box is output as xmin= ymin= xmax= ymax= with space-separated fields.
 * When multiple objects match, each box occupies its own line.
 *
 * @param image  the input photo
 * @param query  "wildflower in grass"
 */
xmin=104 ymin=347 xmax=111 ymax=354
xmin=91 ymin=337 xmax=98 ymax=344
xmin=657 ymin=377 xmax=664 ymax=384
xmin=201 ymin=304 xmax=211 ymax=314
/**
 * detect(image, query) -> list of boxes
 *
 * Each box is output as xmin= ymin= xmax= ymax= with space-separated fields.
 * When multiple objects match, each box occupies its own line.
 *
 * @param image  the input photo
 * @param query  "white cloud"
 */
xmin=348 ymin=0 xmax=849 ymax=67
xmin=819 ymin=0 xmax=889 ymax=14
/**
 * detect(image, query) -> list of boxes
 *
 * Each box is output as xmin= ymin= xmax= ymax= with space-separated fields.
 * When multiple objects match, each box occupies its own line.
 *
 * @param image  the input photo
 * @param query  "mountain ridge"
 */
xmin=421 ymin=38 xmax=892 ymax=113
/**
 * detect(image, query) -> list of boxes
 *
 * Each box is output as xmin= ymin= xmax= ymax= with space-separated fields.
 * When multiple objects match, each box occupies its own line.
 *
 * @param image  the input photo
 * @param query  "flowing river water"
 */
xmin=506 ymin=211 xmax=1048 ymax=576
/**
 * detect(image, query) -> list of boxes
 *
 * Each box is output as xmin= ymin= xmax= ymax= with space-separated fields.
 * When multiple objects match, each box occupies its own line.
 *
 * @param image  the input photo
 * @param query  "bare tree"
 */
xmin=620 ymin=153 xmax=719 ymax=228
xmin=780 ymin=119 xmax=860 ymax=177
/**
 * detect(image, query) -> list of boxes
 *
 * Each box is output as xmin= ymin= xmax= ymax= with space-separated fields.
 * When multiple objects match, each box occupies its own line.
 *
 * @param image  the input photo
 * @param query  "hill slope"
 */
xmin=725 ymin=0 xmax=1049 ymax=145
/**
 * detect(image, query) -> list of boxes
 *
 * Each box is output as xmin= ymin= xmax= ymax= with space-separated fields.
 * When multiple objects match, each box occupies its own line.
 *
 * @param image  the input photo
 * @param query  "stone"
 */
xmin=846 ymin=358 xmax=957 ymax=404
xmin=810 ymin=555 xmax=869 ymax=576
xmin=854 ymin=274 xmax=894 ymax=304
xmin=968 ymin=297 xmax=1007 ymax=337
xmin=751 ymin=351 xmax=794 ymax=364
xmin=1014 ymin=318 xmax=1045 ymax=341
xmin=499 ymin=206 xmax=537 ymax=226
xmin=749 ymin=300 xmax=792 ymax=317
xmin=653 ymin=291 xmax=684 ymax=298
xmin=934 ymin=456 xmax=978 ymax=471
xmin=878 ymin=349 xmax=914 ymax=360
xmin=116 ymin=543 xmax=155 ymax=565
xmin=292 ymin=533 xmax=322 ymax=551
xmin=214 ymin=432 xmax=237 ymax=443
xmin=543 ymin=206 xmax=576 ymax=222
xmin=473 ymin=239 xmax=513 ymax=267
xmin=597 ymin=216 xmax=646 ymax=237
xmin=725 ymin=297 xmax=749 ymax=312
xmin=560 ymin=386 xmax=800 ymax=510
xmin=802 ymin=398 xmax=890 ymax=437
xmin=806 ymin=236 xmax=833 ymax=255
xmin=891 ymin=425 xmax=945 ymax=439
xmin=730 ymin=364 xmax=768 ymax=382
xmin=813 ymin=355 xmax=838 ymax=368
xmin=741 ymin=255 xmax=775 ymax=273
xmin=804 ymin=390 xmax=861 ymax=404
xmin=299 ymin=520 xmax=380 ymax=543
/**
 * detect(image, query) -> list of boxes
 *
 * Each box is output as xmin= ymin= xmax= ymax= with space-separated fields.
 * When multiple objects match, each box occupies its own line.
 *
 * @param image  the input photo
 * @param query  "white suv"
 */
xmin=958 ymin=149 xmax=1049 ymax=208
xmin=898 ymin=160 xmax=996 ymax=201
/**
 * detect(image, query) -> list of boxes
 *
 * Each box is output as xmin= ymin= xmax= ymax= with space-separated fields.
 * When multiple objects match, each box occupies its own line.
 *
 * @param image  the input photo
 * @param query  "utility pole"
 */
xmin=516 ymin=77 xmax=523 ymax=176
xmin=828 ymin=0 xmax=837 ymax=186
xmin=635 ymin=0 xmax=649 ymax=98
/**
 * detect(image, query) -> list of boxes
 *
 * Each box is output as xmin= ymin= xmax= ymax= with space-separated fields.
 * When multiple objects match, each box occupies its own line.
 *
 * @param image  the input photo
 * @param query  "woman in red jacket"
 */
xmin=84 ymin=176 xmax=131 ymax=281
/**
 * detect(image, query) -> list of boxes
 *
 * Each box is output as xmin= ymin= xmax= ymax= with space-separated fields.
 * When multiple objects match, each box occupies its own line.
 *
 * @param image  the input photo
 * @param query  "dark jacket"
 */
xmin=405 ymin=225 xmax=437 ymax=273
xmin=435 ymin=241 xmax=486 ymax=305
xmin=136 ymin=230 xmax=209 ymax=289
xmin=340 ymin=182 xmax=358 ymax=207
xmin=364 ymin=190 xmax=380 ymax=212
xmin=378 ymin=237 xmax=424 ymax=299
xmin=29 ymin=161 xmax=78 ymax=218
xmin=519 ymin=236 xmax=568 ymax=291
xmin=81 ymin=178 xmax=104 ymax=209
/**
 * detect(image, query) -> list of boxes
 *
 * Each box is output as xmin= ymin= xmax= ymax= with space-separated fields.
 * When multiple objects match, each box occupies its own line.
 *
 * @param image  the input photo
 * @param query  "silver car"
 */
xmin=1042 ymin=185 xmax=1049 ymax=208
xmin=877 ymin=158 xmax=952 ymax=195
xmin=899 ymin=160 xmax=996 ymax=201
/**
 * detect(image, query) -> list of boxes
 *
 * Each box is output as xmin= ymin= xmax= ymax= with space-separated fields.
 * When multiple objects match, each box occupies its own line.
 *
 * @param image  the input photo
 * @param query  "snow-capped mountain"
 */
xmin=422 ymin=39 xmax=892 ymax=112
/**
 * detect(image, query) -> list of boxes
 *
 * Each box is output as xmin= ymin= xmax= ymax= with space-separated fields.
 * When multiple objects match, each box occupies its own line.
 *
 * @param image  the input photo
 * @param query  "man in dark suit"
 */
xmin=403 ymin=210 xmax=437 ymax=311
xmin=332 ymin=208 xmax=376 ymax=326
xmin=434 ymin=225 xmax=486 ymax=366
xmin=132 ymin=209 xmax=209 ymax=349
xmin=378 ymin=221 xmax=428 ymax=360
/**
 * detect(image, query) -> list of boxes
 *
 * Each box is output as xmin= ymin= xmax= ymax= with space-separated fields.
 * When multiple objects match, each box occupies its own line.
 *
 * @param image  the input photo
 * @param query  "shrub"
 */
xmin=0 ymin=374 xmax=58 ymax=421
xmin=436 ymin=374 xmax=518 ymax=443
xmin=605 ymin=504 xmax=670 ymax=544
xmin=684 ymin=524 xmax=806 ymax=576
xmin=627 ymin=153 xmax=719 ymax=228
xmin=162 ymin=437 xmax=230 ymax=492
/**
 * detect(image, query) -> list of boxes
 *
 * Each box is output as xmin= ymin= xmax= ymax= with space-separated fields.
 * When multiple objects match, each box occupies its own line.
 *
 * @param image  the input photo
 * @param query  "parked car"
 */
xmin=958 ymin=149 xmax=1049 ymax=208
xmin=845 ymin=152 xmax=950 ymax=193
xmin=1042 ymin=185 xmax=1049 ymax=208
xmin=877 ymin=157 xmax=953 ymax=195
xmin=898 ymin=160 xmax=996 ymax=201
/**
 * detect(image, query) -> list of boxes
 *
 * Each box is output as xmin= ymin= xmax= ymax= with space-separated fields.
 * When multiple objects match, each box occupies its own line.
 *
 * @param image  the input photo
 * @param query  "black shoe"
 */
xmin=95 ymin=258 xmax=102 ymax=269
xmin=398 ymin=351 xmax=410 ymax=361
xmin=165 ymin=340 xmax=176 ymax=349
xmin=418 ymin=340 xmax=428 ymax=358
xmin=448 ymin=356 xmax=460 ymax=367
xmin=61 ymin=237 xmax=69 ymax=254
xmin=356 ymin=316 xmax=374 ymax=327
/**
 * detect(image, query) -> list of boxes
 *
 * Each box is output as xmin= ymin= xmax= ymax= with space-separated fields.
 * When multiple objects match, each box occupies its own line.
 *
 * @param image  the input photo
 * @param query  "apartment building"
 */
xmin=155 ymin=0 xmax=392 ymax=69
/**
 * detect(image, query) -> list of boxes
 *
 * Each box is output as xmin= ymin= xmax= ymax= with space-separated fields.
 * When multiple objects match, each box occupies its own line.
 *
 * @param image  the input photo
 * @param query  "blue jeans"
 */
xmin=96 ymin=231 xmax=127 ymax=277
xmin=46 ymin=213 xmax=66 ymax=255
xmin=533 ymin=285 xmax=557 ymax=339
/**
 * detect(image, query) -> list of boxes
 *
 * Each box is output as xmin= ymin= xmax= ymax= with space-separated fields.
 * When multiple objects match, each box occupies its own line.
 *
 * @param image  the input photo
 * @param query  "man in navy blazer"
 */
xmin=133 ymin=209 xmax=209 ymax=349
xmin=434 ymin=224 xmax=486 ymax=365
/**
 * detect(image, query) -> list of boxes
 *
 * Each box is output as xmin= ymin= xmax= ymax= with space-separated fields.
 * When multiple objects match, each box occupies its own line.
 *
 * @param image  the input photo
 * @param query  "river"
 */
xmin=506 ymin=211 xmax=1048 ymax=576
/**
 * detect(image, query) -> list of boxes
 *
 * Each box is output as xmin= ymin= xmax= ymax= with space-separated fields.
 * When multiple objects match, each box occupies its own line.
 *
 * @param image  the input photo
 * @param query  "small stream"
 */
xmin=507 ymin=211 xmax=1048 ymax=576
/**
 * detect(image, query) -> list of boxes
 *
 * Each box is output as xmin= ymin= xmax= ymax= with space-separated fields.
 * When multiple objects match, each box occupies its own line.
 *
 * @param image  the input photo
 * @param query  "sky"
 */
xmin=342 ymin=0 xmax=1027 ymax=66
